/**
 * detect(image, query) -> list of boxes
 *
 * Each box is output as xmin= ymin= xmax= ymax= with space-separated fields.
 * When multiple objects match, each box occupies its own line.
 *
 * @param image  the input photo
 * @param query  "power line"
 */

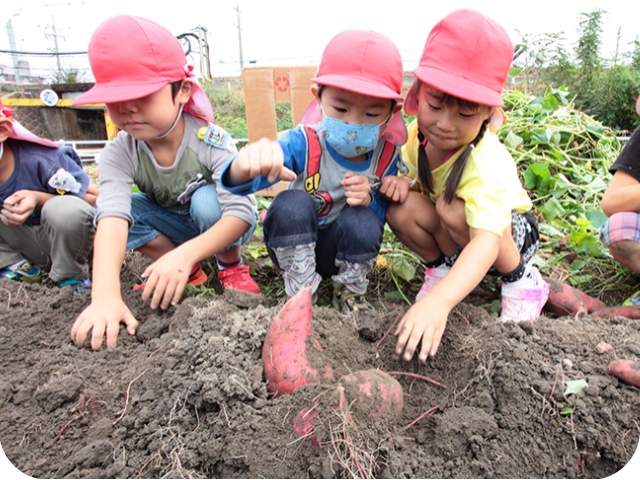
xmin=0 ymin=49 xmax=87 ymax=56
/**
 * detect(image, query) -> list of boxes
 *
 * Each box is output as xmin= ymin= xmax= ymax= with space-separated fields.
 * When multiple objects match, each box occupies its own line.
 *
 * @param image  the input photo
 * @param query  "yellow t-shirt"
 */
xmin=401 ymin=120 xmax=532 ymax=236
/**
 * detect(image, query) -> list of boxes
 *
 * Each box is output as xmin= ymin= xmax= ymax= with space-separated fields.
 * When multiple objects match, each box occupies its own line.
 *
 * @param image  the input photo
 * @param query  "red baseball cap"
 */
xmin=312 ymin=30 xmax=403 ymax=101
xmin=405 ymin=9 xmax=513 ymax=114
xmin=1 ymin=98 xmax=59 ymax=148
xmin=73 ymin=15 xmax=213 ymax=123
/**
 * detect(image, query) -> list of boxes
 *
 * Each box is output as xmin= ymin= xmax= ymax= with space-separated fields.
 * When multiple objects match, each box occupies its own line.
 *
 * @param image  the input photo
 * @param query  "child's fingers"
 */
xmin=278 ymin=166 xmax=297 ymax=182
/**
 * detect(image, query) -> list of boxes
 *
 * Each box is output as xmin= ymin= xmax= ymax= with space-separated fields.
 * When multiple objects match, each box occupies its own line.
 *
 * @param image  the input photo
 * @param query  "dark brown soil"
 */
xmin=0 ymin=252 xmax=639 ymax=479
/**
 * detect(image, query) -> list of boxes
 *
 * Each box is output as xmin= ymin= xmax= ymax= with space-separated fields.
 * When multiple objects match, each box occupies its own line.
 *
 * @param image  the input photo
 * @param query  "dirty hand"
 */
xmin=395 ymin=299 xmax=449 ymax=362
xmin=379 ymin=176 xmax=411 ymax=203
xmin=342 ymin=171 xmax=372 ymax=207
xmin=232 ymin=138 xmax=296 ymax=184
xmin=138 ymin=249 xmax=195 ymax=310
xmin=1 ymin=191 xmax=37 ymax=226
xmin=71 ymin=298 xmax=138 ymax=351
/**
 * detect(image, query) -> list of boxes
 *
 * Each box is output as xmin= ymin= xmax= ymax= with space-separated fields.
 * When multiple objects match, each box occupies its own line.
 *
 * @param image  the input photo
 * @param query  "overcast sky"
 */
xmin=2 ymin=0 xmax=640 ymax=82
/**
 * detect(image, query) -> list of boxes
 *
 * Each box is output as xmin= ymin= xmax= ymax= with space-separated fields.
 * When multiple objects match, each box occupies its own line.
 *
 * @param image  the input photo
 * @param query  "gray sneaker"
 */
xmin=331 ymin=285 xmax=374 ymax=313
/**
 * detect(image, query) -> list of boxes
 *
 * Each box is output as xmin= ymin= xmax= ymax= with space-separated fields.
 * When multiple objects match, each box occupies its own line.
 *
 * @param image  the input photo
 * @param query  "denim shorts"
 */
xmin=126 ymin=184 xmax=257 ymax=252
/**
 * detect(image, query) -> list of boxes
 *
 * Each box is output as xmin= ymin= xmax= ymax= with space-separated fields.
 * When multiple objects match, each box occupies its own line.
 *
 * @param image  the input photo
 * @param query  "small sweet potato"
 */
xmin=591 ymin=305 xmax=640 ymax=320
xmin=334 ymin=369 xmax=403 ymax=421
xmin=609 ymin=359 xmax=640 ymax=387
xmin=293 ymin=407 xmax=319 ymax=447
xmin=262 ymin=287 xmax=333 ymax=397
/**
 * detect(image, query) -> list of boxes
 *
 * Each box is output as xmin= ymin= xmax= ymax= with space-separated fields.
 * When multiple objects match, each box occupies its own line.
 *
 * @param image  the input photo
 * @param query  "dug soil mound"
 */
xmin=0 ymin=269 xmax=639 ymax=479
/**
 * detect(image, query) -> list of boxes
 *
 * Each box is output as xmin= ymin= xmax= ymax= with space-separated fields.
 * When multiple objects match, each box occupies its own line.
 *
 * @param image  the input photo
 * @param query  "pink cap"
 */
xmin=636 ymin=95 xmax=640 ymax=115
xmin=405 ymin=9 xmax=513 ymax=114
xmin=1 ymin=98 xmax=59 ymax=148
xmin=311 ymin=30 xmax=403 ymax=101
xmin=73 ymin=15 xmax=213 ymax=123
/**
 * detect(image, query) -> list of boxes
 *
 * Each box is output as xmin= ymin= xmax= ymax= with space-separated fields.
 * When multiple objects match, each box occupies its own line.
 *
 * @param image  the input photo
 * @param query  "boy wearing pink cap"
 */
xmin=600 ymin=95 xmax=640 ymax=305
xmin=378 ymin=10 xmax=549 ymax=362
xmin=71 ymin=15 xmax=259 ymax=351
xmin=222 ymin=30 xmax=406 ymax=313
xmin=0 ymin=99 xmax=97 ymax=291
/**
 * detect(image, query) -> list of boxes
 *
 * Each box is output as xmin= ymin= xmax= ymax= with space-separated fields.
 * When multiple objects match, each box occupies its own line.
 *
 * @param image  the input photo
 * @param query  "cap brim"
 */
xmin=413 ymin=66 xmax=503 ymax=107
xmin=311 ymin=74 xmax=403 ymax=101
xmin=73 ymin=81 xmax=167 ymax=105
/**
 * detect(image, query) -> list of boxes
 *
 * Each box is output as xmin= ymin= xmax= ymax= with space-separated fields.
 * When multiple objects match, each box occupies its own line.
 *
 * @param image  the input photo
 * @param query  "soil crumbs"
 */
xmin=0 ymin=269 xmax=639 ymax=479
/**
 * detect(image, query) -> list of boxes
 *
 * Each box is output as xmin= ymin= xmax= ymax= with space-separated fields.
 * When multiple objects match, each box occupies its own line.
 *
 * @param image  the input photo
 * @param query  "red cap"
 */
xmin=1 ymin=98 xmax=59 ymax=148
xmin=405 ymin=9 xmax=513 ymax=114
xmin=73 ymin=15 xmax=213 ymax=123
xmin=311 ymin=30 xmax=403 ymax=101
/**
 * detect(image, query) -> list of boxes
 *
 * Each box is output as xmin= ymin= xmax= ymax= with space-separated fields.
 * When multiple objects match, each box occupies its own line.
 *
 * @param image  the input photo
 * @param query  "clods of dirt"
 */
xmin=0 ymin=275 xmax=639 ymax=478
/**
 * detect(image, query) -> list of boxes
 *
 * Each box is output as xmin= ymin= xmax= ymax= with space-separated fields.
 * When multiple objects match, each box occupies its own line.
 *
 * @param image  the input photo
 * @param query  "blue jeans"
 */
xmin=263 ymin=189 xmax=383 ymax=278
xmin=127 ymin=184 xmax=256 ymax=251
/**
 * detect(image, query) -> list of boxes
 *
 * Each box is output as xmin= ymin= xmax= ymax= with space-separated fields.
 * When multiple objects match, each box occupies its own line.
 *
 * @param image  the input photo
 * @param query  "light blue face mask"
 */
xmin=320 ymin=112 xmax=391 ymax=158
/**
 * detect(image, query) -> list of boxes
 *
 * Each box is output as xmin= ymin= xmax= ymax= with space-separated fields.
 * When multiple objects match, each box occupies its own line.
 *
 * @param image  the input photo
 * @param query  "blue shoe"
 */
xmin=0 ymin=260 xmax=42 ymax=283
xmin=57 ymin=278 xmax=92 ymax=295
xmin=622 ymin=290 xmax=640 ymax=306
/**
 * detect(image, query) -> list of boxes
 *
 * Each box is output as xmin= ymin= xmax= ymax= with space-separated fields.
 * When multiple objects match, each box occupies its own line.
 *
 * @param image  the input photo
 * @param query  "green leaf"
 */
xmin=391 ymin=258 xmax=416 ymax=283
xmin=586 ymin=209 xmax=608 ymax=229
xmin=539 ymin=197 xmax=566 ymax=221
xmin=504 ymin=130 xmax=523 ymax=149
xmin=560 ymin=407 xmax=574 ymax=415
xmin=564 ymin=379 xmax=588 ymax=396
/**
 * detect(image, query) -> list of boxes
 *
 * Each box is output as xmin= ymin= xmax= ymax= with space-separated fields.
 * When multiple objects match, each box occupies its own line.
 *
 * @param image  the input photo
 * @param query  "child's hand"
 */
xmin=379 ymin=176 xmax=411 ymax=203
xmin=231 ymin=138 xmax=296 ymax=184
xmin=138 ymin=248 xmax=196 ymax=310
xmin=395 ymin=298 xmax=450 ymax=362
xmin=1 ymin=190 xmax=38 ymax=226
xmin=71 ymin=297 xmax=138 ymax=351
xmin=342 ymin=171 xmax=372 ymax=207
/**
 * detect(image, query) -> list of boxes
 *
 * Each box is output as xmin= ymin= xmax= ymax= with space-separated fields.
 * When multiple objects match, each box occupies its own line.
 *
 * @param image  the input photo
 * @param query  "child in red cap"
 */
xmin=0 ymin=99 xmax=97 ymax=291
xmin=71 ymin=15 xmax=260 ymax=351
xmin=222 ymin=30 xmax=406 ymax=313
xmin=600 ymin=95 xmax=640 ymax=305
xmin=379 ymin=9 xmax=549 ymax=362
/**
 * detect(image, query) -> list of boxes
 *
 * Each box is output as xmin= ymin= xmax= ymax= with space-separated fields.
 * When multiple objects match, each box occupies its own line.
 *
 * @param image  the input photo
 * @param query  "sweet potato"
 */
xmin=591 ymin=305 xmax=640 ymax=320
xmin=334 ymin=369 xmax=403 ymax=421
xmin=543 ymin=277 xmax=588 ymax=316
xmin=293 ymin=407 xmax=320 ymax=447
xmin=609 ymin=359 xmax=640 ymax=387
xmin=543 ymin=277 xmax=607 ymax=316
xmin=262 ymin=287 xmax=333 ymax=397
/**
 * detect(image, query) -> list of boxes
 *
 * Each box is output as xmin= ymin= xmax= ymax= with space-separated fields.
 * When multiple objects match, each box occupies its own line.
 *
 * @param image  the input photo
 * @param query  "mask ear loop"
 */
xmin=0 ymin=142 xmax=3 ymax=161
xmin=155 ymin=104 xmax=184 ymax=140
xmin=488 ymin=107 xmax=505 ymax=133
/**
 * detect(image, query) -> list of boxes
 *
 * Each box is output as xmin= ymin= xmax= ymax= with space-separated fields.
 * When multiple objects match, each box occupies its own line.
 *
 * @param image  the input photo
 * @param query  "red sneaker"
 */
xmin=217 ymin=264 xmax=261 ymax=295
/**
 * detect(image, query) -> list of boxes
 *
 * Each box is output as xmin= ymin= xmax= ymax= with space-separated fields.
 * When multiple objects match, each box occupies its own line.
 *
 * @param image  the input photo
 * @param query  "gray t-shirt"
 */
xmin=96 ymin=113 xmax=255 ymax=228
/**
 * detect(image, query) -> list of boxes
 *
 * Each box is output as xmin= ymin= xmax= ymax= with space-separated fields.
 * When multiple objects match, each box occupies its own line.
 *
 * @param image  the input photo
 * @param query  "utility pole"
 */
xmin=234 ymin=2 xmax=244 ymax=74
xmin=45 ymin=15 xmax=64 ymax=83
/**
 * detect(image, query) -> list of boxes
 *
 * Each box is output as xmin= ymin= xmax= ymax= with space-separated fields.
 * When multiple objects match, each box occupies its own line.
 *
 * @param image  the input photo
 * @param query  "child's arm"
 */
xmin=70 ymin=216 xmax=138 ymax=351
xmin=82 ymin=183 xmax=100 ymax=207
xmin=137 ymin=215 xmax=251 ymax=310
xmin=602 ymin=171 xmax=640 ymax=216
xmin=226 ymin=138 xmax=297 ymax=186
xmin=395 ymin=228 xmax=500 ymax=362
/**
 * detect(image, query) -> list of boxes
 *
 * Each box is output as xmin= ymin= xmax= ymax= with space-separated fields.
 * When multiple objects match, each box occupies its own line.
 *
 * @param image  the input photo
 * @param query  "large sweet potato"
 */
xmin=262 ymin=287 xmax=333 ymax=397
xmin=609 ymin=359 xmax=640 ymax=387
